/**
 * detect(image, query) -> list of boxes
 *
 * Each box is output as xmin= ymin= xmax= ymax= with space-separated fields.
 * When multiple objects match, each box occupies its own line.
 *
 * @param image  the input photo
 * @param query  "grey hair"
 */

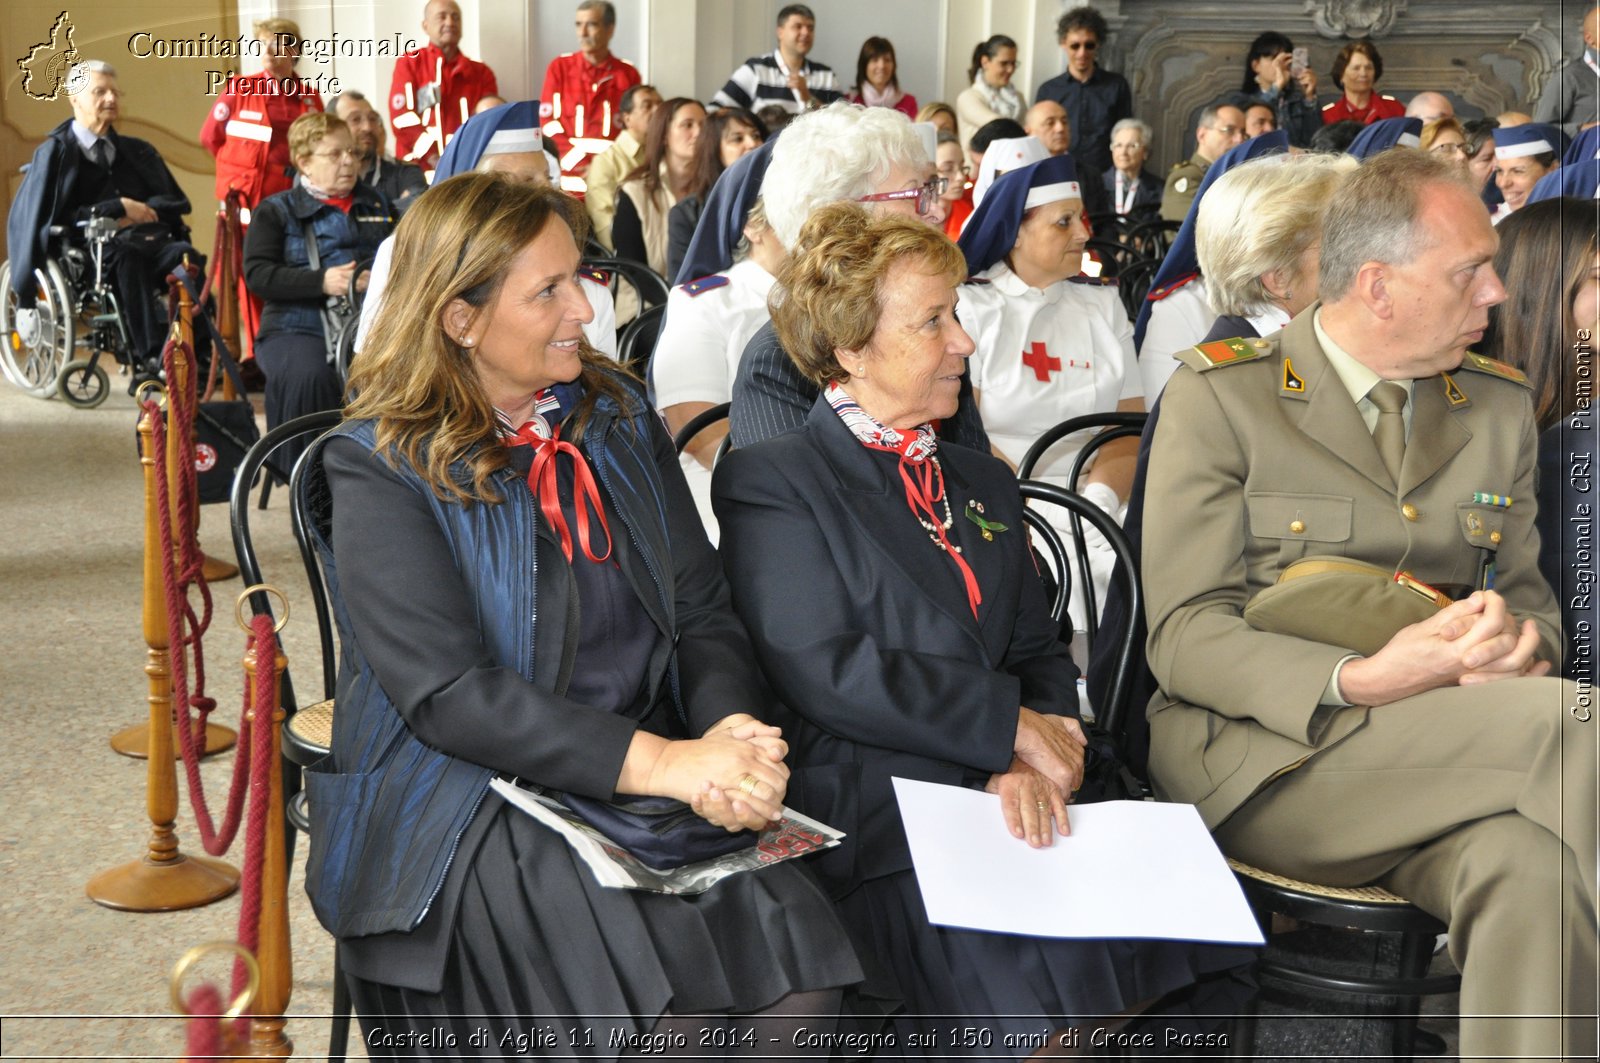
xmin=71 ymin=60 xmax=116 ymax=80
xmin=1111 ymin=117 xmax=1151 ymax=146
xmin=577 ymin=0 xmax=617 ymax=26
xmin=732 ymin=198 xmax=770 ymax=263
xmin=328 ymin=88 xmax=366 ymax=117
xmin=761 ymin=102 xmax=929 ymax=249
xmin=1197 ymin=153 xmax=1358 ymax=316
xmin=1319 ymin=149 xmax=1469 ymax=302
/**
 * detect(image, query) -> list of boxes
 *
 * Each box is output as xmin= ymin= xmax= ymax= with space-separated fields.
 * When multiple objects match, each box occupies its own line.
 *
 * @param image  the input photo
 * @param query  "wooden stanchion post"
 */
xmin=86 ymin=390 xmax=239 ymax=911
xmin=112 ymin=282 xmax=237 ymax=760
xmin=242 ymin=615 xmax=292 ymax=1057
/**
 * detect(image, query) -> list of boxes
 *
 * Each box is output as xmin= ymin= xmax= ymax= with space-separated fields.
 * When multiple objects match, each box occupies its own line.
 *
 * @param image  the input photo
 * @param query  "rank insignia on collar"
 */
xmin=680 ymin=274 xmax=730 ymax=297
xmin=1281 ymin=357 xmax=1306 ymax=394
xmin=964 ymin=503 xmax=1007 ymax=541
xmin=1185 ymin=336 xmax=1265 ymax=371
xmin=1442 ymin=372 xmax=1470 ymax=407
xmin=1458 ymin=351 xmax=1531 ymax=387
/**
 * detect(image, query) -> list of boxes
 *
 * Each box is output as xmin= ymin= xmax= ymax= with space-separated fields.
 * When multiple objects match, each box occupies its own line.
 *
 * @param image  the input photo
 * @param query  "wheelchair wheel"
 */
xmin=1 ymin=258 xmax=76 ymax=398
xmin=56 ymin=358 xmax=110 ymax=409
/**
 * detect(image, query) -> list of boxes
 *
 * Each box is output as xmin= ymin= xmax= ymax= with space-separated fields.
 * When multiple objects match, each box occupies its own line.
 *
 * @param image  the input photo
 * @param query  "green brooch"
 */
xmin=964 ymin=500 xmax=1008 ymax=541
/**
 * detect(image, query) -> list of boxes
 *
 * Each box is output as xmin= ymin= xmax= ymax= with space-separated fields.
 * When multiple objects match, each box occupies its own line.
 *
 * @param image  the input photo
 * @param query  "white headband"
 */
xmin=482 ymin=127 xmax=543 ymax=156
xmin=1496 ymin=137 xmax=1554 ymax=159
xmin=1023 ymin=181 xmax=1081 ymax=210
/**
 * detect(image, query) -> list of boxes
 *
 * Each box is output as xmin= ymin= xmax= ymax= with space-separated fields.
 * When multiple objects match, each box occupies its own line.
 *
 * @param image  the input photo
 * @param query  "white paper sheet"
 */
xmin=892 ymin=777 xmax=1264 ymax=945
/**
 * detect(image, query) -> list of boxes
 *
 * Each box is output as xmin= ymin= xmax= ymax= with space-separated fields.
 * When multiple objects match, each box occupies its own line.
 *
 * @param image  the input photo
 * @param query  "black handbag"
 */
xmin=554 ymin=792 xmax=758 ymax=870
xmin=193 ymin=331 xmax=260 ymax=505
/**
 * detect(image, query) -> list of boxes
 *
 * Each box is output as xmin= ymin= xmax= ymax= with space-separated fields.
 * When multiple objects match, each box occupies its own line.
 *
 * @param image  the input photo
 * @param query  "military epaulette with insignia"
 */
xmin=578 ymin=266 xmax=612 ymax=286
xmin=1458 ymin=351 xmax=1531 ymax=387
xmin=1176 ymin=336 xmax=1273 ymax=372
xmin=1068 ymin=274 xmax=1119 ymax=287
xmin=1145 ymin=271 xmax=1198 ymax=302
xmin=679 ymin=274 xmax=730 ymax=297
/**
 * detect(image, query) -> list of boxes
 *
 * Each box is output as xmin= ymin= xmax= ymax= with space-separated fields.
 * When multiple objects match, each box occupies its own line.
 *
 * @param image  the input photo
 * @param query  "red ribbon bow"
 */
xmin=508 ymin=421 xmax=613 ymax=564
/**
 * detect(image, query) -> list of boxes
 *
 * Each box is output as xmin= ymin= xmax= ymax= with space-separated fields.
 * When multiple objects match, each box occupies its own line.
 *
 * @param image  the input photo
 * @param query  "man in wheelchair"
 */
xmin=6 ymin=60 xmax=203 ymax=375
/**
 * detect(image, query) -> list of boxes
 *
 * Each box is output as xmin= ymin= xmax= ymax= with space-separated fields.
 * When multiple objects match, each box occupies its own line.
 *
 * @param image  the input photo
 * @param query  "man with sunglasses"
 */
xmin=1034 ymin=6 xmax=1132 ymax=191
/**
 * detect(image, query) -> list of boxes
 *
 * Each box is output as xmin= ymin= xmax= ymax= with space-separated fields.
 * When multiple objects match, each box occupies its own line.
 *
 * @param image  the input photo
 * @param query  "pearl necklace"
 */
xmin=916 ymin=457 xmax=960 ymax=553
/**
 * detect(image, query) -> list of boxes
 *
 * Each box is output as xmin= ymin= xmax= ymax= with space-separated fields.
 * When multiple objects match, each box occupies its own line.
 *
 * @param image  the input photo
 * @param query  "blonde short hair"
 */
xmin=288 ymin=112 xmax=349 ymax=167
xmin=1197 ymin=153 xmax=1358 ymax=317
xmin=771 ymin=202 xmax=966 ymax=387
xmin=254 ymin=17 xmax=302 ymax=46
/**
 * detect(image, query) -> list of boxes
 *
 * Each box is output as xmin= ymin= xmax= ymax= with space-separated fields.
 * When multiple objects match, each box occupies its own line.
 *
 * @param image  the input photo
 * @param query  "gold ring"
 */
xmin=236 ymin=584 xmax=290 ymax=635
xmin=170 ymin=941 xmax=259 ymax=1019
xmin=1036 ymin=802 xmax=1048 ymax=812
xmin=737 ymin=773 xmax=760 ymax=795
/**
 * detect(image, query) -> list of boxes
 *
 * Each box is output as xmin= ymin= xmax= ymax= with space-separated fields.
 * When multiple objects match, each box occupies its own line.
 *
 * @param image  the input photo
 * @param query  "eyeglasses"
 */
xmin=1207 ymin=124 xmax=1243 ymax=138
xmin=311 ymin=148 xmax=360 ymax=161
xmin=1429 ymin=142 xmax=1468 ymax=157
xmin=1067 ymin=41 xmax=1098 ymax=51
xmin=858 ymin=177 xmax=948 ymax=216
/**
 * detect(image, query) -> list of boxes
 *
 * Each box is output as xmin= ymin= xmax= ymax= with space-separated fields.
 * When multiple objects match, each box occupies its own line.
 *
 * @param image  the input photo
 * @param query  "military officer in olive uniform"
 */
xmin=1142 ymin=149 xmax=1595 ymax=1062
xmin=1158 ymin=101 xmax=1245 ymax=221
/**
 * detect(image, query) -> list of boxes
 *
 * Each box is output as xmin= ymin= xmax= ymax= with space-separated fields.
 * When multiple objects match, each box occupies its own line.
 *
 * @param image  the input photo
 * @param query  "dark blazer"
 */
xmin=1100 ymin=166 xmax=1163 ymax=217
xmin=712 ymin=396 xmax=1078 ymax=896
xmin=7 ymin=120 xmax=190 ymax=303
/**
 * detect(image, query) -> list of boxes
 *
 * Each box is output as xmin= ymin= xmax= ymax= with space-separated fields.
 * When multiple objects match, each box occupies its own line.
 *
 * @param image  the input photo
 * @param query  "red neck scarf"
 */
xmin=826 ymin=383 xmax=981 ymax=617
xmin=500 ymin=395 xmax=612 ymax=564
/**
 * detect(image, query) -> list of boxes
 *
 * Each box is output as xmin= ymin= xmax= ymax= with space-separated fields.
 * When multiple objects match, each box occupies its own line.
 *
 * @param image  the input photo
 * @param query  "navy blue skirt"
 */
xmin=344 ymin=800 xmax=867 ymax=1059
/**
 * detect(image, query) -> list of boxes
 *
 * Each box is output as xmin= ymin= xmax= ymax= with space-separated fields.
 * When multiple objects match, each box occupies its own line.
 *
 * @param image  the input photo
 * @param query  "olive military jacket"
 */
xmin=1140 ymin=307 xmax=1561 ymax=829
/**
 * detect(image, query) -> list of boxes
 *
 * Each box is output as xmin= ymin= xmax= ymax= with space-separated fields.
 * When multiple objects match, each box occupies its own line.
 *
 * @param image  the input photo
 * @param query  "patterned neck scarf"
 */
xmin=826 ymin=383 xmax=981 ymax=617
xmin=498 ymin=389 xmax=613 ymax=564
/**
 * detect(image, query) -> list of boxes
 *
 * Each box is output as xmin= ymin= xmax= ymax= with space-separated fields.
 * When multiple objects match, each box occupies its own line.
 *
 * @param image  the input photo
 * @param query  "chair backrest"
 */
xmin=1117 ymin=257 xmax=1161 ymax=322
xmin=230 ymin=411 xmax=344 ymax=707
xmin=672 ymin=401 xmax=731 ymax=456
xmin=617 ymin=302 xmax=666 ymax=374
xmin=1016 ymin=479 xmax=1143 ymax=751
xmin=584 ymin=256 xmax=671 ymax=311
xmin=1018 ymin=411 xmax=1149 ymax=483
xmin=1125 ymin=217 xmax=1182 ymax=260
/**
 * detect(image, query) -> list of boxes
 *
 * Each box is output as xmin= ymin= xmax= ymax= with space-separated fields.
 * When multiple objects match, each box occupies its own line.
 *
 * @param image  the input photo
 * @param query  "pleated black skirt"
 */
xmin=345 ymin=802 xmax=866 ymax=1059
xmin=835 ymin=869 xmax=1256 ymax=1055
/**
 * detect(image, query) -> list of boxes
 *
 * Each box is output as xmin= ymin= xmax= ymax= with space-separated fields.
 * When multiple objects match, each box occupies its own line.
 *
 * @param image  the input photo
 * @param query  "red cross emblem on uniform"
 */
xmin=1022 ymin=341 xmax=1061 ymax=382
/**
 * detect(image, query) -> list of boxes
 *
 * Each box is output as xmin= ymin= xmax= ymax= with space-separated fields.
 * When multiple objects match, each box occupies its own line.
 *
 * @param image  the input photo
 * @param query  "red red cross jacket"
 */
xmin=388 ymin=44 xmax=499 ymax=172
xmin=539 ymin=51 xmax=641 ymax=191
xmin=199 ymin=73 xmax=324 ymax=207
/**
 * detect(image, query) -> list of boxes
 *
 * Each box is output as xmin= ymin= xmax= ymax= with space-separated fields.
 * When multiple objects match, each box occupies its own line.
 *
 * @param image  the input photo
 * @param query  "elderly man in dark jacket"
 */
xmin=6 ymin=60 xmax=198 ymax=367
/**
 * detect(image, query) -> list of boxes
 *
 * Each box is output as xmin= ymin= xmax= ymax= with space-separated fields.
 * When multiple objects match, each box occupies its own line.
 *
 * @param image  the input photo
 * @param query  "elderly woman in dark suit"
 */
xmin=712 ymin=202 xmax=1249 ymax=1051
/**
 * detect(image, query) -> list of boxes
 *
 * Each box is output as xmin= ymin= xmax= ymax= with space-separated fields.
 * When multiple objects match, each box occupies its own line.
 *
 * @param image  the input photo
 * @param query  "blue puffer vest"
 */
xmin=299 ymin=385 xmax=681 ymax=939
xmin=256 ymin=182 xmax=392 ymax=338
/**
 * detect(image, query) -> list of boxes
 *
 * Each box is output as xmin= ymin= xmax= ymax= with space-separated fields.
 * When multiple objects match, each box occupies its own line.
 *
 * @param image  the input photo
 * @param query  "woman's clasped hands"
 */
xmin=989 ymin=708 xmax=1090 ymax=848
xmin=677 ymin=713 xmax=791 ymax=833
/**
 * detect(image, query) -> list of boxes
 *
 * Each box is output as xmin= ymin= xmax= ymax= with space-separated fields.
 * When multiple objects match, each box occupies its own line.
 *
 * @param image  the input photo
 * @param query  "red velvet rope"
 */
xmin=231 ymin=612 xmax=279 ymax=1020
xmin=182 ymin=983 xmax=225 ymax=1060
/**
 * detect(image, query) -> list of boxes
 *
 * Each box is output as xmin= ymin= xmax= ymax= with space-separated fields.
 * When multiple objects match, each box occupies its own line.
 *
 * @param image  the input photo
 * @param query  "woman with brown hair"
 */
xmin=847 ymin=36 xmax=919 ymax=119
xmin=1486 ymin=195 xmax=1598 ymax=678
xmin=302 ymin=172 xmax=860 ymax=1053
xmin=665 ymin=107 xmax=767 ymax=281
xmin=1321 ymin=40 xmax=1404 ymax=125
xmin=613 ymin=96 xmax=705 ymax=275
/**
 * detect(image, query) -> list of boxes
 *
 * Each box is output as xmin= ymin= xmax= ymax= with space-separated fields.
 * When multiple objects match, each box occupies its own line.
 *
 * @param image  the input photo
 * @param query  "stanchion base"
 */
xmin=201 ymin=552 xmax=239 ymax=582
xmin=86 ymin=852 xmax=240 ymax=912
xmin=110 ymin=721 xmax=236 ymax=759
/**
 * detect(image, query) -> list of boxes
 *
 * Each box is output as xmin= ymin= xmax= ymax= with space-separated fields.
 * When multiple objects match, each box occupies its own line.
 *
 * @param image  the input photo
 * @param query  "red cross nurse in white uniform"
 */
xmin=956 ymin=154 xmax=1143 ymax=630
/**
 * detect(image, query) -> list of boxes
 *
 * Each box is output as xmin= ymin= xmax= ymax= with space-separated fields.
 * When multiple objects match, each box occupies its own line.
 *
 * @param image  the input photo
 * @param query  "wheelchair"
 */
xmin=2 ymin=216 xmax=167 ymax=408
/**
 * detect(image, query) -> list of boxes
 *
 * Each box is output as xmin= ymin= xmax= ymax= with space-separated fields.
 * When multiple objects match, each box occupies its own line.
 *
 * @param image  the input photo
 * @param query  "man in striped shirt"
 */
xmin=709 ymin=4 xmax=843 ymax=116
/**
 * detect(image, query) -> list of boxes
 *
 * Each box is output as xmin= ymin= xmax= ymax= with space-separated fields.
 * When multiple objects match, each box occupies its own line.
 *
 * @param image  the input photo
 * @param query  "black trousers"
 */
xmin=253 ymin=330 xmax=340 ymax=470
xmin=107 ymin=225 xmax=202 ymax=366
